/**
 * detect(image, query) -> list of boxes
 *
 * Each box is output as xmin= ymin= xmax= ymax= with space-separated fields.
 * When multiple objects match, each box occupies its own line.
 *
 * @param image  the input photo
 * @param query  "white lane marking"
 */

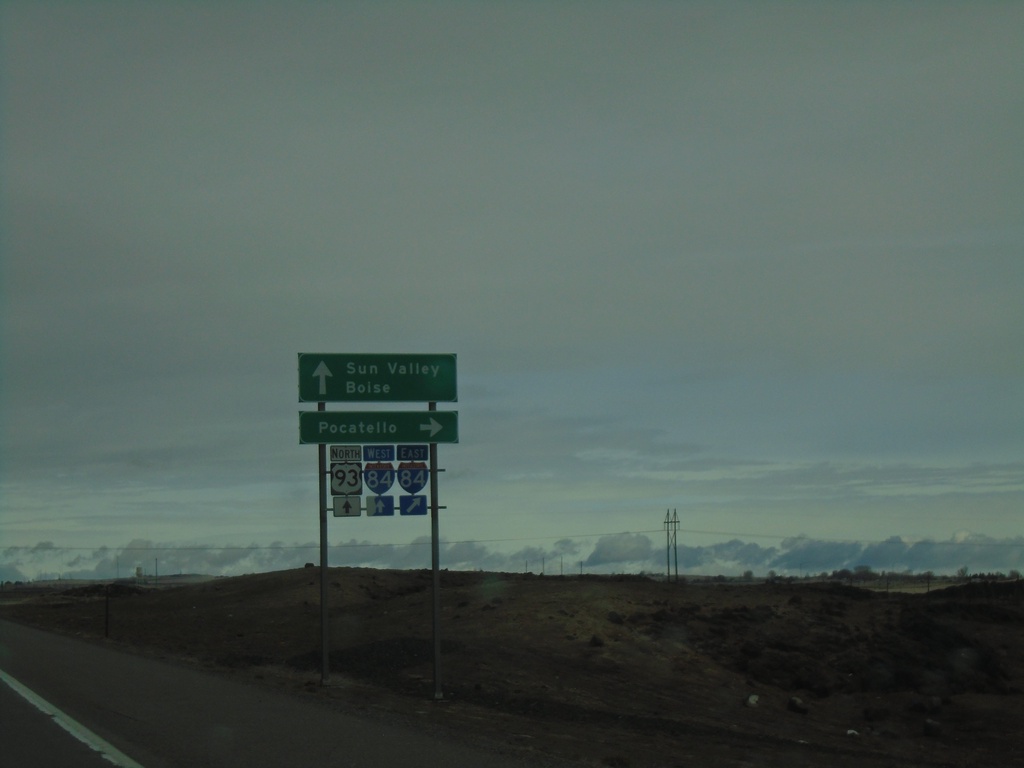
xmin=0 ymin=667 xmax=145 ymax=768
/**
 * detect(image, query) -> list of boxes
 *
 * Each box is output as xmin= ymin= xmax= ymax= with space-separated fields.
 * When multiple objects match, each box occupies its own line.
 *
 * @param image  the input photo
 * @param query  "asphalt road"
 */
xmin=0 ymin=679 xmax=124 ymax=768
xmin=0 ymin=620 xmax=559 ymax=768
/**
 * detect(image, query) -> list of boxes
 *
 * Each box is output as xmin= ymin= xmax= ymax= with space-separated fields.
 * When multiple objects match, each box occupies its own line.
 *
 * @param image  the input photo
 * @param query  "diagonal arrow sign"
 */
xmin=312 ymin=361 xmax=332 ymax=396
xmin=400 ymin=495 xmax=426 ymax=515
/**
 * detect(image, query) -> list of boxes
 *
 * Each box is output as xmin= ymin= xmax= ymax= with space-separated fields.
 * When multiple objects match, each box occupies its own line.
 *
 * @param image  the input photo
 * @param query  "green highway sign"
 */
xmin=298 ymin=353 xmax=457 ymax=402
xmin=299 ymin=410 xmax=459 ymax=444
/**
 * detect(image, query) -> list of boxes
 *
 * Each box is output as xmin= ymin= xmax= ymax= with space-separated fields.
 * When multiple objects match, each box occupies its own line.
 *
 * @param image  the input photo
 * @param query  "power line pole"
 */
xmin=672 ymin=509 xmax=679 ymax=582
xmin=664 ymin=509 xmax=679 ymax=582
xmin=664 ymin=510 xmax=671 ymax=580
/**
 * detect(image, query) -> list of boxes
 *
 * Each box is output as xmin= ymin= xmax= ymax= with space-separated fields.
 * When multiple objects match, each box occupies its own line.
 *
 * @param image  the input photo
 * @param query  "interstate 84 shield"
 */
xmin=363 ymin=462 xmax=395 ymax=494
xmin=396 ymin=462 xmax=428 ymax=494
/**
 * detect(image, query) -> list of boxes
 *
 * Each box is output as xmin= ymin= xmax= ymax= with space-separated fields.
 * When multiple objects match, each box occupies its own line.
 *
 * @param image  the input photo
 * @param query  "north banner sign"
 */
xmin=299 ymin=410 xmax=458 ymax=444
xmin=330 ymin=445 xmax=361 ymax=462
xmin=298 ymin=353 xmax=457 ymax=402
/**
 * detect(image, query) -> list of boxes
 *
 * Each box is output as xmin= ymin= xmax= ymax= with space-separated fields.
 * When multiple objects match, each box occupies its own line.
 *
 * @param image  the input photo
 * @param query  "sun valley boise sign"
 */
xmin=298 ymin=353 xmax=457 ymax=402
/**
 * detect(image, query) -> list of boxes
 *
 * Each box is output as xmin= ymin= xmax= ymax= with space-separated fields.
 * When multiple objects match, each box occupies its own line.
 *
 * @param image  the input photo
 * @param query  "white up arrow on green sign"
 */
xmin=299 ymin=410 xmax=458 ymax=444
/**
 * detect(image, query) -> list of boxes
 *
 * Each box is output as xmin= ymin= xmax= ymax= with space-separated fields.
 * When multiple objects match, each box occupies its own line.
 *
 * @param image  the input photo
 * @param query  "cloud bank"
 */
xmin=4 ymin=531 xmax=1021 ymax=583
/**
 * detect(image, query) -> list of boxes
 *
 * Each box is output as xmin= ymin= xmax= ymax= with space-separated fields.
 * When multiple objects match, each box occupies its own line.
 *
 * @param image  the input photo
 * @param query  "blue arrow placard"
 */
xmin=400 ymin=495 xmax=427 ymax=516
xmin=367 ymin=496 xmax=395 ymax=517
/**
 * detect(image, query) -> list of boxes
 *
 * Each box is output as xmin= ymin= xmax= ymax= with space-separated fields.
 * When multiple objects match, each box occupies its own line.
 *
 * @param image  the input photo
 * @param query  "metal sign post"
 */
xmin=318 ymin=401 xmax=330 ymax=684
xmin=429 ymin=401 xmax=443 ymax=699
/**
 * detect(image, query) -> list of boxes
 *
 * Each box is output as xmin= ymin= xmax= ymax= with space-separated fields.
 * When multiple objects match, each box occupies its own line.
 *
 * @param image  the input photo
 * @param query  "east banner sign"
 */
xmin=298 ymin=353 xmax=457 ymax=402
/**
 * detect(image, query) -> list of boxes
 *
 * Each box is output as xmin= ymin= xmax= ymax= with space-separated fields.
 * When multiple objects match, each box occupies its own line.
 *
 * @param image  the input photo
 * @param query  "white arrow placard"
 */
xmin=333 ymin=496 xmax=361 ymax=517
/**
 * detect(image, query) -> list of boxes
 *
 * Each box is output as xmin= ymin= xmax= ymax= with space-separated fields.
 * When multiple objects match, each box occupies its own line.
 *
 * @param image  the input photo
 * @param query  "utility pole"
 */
xmin=672 ymin=510 xmax=679 ymax=582
xmin=664 ymin=509 xmax=679 ymax=582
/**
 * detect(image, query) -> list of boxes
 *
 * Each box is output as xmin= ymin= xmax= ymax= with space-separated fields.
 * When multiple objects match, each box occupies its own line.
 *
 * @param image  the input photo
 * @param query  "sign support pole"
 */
xmin=429 ymin=401 xmax=443 ymax=700
xmin=318 ymin=401 xmax=330 ymax=685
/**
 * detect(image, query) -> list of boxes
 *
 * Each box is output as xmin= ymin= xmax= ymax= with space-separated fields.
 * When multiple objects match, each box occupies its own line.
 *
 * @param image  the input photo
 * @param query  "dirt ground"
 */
xmin=2 ymin=569 xmax=1022 ymax=768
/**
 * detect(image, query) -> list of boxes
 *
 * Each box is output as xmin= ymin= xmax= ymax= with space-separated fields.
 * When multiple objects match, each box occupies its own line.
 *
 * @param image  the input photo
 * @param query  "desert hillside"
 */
xmin=2 ymin=569 xmax=1021 ymax=768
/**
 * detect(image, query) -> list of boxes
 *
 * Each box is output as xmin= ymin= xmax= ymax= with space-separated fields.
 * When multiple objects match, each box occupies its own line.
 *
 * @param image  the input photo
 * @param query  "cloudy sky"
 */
xmin=2 ymin=1 xmax=1022 ymax=581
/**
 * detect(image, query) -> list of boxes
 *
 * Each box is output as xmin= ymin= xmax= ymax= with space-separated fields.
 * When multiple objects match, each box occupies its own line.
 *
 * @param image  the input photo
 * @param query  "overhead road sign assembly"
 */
xmin=298 ymin=352 xmax=457 ymax=700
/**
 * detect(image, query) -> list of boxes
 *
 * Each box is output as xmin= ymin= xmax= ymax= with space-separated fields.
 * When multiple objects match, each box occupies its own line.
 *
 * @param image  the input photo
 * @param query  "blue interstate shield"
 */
xmin=396 ymin=462 xmax=428 ymax=494
xmin=363 ymin=462 xmax=395 ymax=494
